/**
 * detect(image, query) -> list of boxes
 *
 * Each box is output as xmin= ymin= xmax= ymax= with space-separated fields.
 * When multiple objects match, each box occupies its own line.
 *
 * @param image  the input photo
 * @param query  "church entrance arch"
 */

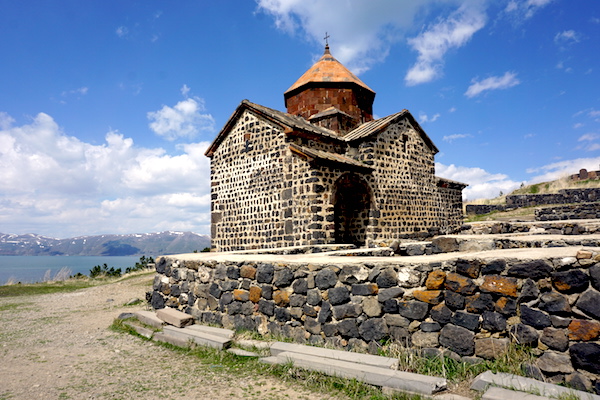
xmin=332 ymin=173 xmax=372 ymax=247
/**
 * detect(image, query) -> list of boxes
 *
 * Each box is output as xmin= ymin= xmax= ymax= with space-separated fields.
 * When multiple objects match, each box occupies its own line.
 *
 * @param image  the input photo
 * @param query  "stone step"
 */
xmin=269 ymin=341 xmax=398 ymax=370
xmin=227 ymin=348 xmax=260 ymax=357
xmin=471 ymin=371 xmax=600 ymax=400
xmin=122 ymin=320 xmax=154 ymax=339
xmin=186 ymin=324 xmax=235 ymax=339
xmin=153 ymin=331 xmax=191 ymax=348
xmin=156 ymin=307 xmax=194 ymax=327
xmin=163 ymin=325 xmax=231 ymax=349
xmin=261 ymin=351 xmax=446 ymax=395
xmin=133 ymin=310 xmax=164 ymax=328
xmin=482 ymin=387 xmax=551 ymax=400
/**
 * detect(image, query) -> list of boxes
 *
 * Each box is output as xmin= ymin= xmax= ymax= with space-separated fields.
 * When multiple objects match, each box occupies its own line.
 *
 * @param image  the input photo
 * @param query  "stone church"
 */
xmin=205 ymin=45 xmax=466 ymax=252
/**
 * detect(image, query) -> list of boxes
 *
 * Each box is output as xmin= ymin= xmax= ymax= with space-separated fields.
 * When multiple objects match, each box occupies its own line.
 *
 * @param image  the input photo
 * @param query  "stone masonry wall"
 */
xmin=535 ymin=203 xmax=600 ymax=221
xmin=210 ymin=111 xmax=289 ymax=251
xmin=151 ymin=251 xmax=600 ymax=387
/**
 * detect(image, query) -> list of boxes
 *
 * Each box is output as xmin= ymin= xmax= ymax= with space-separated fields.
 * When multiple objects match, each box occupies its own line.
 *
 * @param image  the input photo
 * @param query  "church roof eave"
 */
xmin=204 ymin=99 xmax=343 ymax=157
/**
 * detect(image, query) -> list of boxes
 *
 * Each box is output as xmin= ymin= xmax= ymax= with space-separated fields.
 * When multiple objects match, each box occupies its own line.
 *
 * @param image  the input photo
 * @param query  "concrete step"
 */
xmin=482 ymin=387 xmax=551 ymax=400
xmin=227 ymin=348 xmax=260 ymax=357
xmin=471 ymin=371 xmax=600 ymax=400
xmin=269 ymin=341 xmax=398 ymax=370
xmin=163 ymin=325 xmax=231 ymax=350
xmin=153 ymin=331 xmax=191 ymax=348
xmin=122 ymin=320 xmax=154 ymax=339
xmin=133 ymin=310 xmax=164 ymax=328
xmin=156 ymin=307 xmax=194 ymax=327
xmin=261 ymin=351 xmax=446 ymax=395
xmin=186 ymin=324 xmax=235 ymax=339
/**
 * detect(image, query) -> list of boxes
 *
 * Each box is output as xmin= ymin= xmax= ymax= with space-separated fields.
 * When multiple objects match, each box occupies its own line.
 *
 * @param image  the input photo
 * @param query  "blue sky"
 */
xmin=1 ymin=0 xmax=599 ymax=238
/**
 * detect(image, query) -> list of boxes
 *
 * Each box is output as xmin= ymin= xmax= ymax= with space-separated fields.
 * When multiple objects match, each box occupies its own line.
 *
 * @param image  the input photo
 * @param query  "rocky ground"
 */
xmin=0 ymin=274 xmax=329 ymax=400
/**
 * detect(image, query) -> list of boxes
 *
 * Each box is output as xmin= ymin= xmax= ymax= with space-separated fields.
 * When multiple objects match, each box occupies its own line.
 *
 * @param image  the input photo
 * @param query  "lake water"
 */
xmin=0 ymin=256 xmax=142 ymax=285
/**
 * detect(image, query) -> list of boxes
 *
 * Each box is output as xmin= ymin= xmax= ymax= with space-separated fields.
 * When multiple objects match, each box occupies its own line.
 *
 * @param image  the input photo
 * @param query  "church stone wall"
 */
xmin=353 ymin=119 xmax=448 ymax=244
xmin=210 ymin=111 xmax=289 ymax=251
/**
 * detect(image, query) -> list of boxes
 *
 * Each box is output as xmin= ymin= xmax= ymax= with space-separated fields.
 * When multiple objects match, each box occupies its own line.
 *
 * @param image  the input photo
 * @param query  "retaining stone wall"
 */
xmin=536 ymin=203 xmax=600 ymax=221
xmin=151 ymin=251 xmax=600 ymax=386
xmin=466 ymin=188 xmax=600 ymax=215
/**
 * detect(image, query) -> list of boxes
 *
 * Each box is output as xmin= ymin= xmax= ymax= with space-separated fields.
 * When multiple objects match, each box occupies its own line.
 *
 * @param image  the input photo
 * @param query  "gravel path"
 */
xmin=0 ymin=274 xmax=332 ymax=400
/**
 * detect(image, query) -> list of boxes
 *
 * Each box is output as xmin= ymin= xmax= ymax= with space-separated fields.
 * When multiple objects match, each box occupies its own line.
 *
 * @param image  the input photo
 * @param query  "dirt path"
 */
xmin=0 ymin=274 xmax=332 ymax=400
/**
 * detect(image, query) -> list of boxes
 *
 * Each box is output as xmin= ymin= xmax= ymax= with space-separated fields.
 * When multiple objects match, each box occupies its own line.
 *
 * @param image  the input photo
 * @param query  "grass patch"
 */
xmin=112 ymin=319 xmax=427 ymax=399
xmin=0 ymin=302 xmax=34 ymax=312
xmin=0 ymin=280 xmax=95 ymax=298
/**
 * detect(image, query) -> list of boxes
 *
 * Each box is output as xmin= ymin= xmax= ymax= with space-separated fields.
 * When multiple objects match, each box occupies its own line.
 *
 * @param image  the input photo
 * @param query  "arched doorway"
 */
xmin=333 ymin=173 xmax=371 ymax=246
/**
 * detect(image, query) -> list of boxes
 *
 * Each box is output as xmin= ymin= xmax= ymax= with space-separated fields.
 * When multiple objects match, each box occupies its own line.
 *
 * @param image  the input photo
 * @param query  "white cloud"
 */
xmin=554 ymin=30 xmax=580 ymax=45
xmin=443 ymin=133 xmax=472 ymax=143
xmin=180 ymin=84 xmax=191 ymax=97
xmin=436 ymin=162 xmax=521 ymax=200
xmin=0 ymin=112 xmax=212 ymax=238
xmin=405 ymin=4 xmax=486 ymax=86
xmin=116 ymin=26 xmax=129 ymax=37
xmin=257 ymin=0 xmax=479 ymax=76
xmin=465 ymin=72 xmax=520 ymax=98
xmin=147 ymin=97 xmax=215 ymax=141
xmin=505 ymin=0 xmax=553 ymax=19
xmin=574 ymin=123 xmax=584 ymax=129
xmin=419 ymin=112 xmax=440 ymax=123
xmin=579 ymin=133 xmax=600 ymax=142
xmin=526 ymin=157 xmax=600 ymax=182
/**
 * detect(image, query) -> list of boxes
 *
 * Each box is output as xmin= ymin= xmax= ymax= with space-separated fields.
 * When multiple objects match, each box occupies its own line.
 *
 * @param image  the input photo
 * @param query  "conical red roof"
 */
xmin=284 ymin=45 xmax=374 ymax=95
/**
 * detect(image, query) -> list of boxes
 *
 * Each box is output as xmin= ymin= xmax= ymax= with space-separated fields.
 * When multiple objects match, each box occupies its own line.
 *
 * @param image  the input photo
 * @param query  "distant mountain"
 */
xmin=0 ymin=231 xmax=211 ymax=256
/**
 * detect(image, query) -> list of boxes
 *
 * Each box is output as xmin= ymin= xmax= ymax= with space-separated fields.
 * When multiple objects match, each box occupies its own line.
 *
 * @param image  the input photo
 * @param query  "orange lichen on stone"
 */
xmin=233 ymin=289 xmax=249 ymax=302
xmin=480 ymin=275 xmax=518 ymax=297
xmin=273 ymin=290 xmax=290 ymax=306
xmin=413 ymin=289 xmax=444 ymax=305
xmin=568 ymin=319 xmax=600 ymax=341
xmin=249 ymin=286 xmax=262 ymax=303
xmin=425 ymin=270 xmax=446 ymax=290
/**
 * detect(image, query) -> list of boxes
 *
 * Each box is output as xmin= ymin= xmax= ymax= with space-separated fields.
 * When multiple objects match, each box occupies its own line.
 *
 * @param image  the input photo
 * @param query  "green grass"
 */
xmin=111 ymin=319 xmax=427 ymax=400
xmin=0 ymin=280 xmax=95 ymax=298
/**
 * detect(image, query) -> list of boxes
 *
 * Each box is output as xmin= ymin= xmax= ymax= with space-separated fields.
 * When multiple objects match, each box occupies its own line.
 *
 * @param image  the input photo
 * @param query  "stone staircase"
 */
xmin=119 ymin=308 xmax=600 ymax=400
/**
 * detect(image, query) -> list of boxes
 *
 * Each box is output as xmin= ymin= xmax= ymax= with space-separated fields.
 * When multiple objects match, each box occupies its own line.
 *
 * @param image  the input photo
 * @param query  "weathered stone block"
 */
xmin=240 ymin=264 xmax=256 ymax=279
xmin=315 ymin=269 xmax=337 ymax=289
xmin=275 ymin=307 xmax=291 ymax=322
xmin=538 ymin=291 xmax=571 ymax=314
xmin=465 ymin=293 xmax=494 ymax=313
xmin=289 ymin=294 xmax=306 ymax=307
xmin=337 ymin=318 xmax=359 ymax=338
xmin=537 ymin=351 xmax=574 ymax=374
xmin=439 ymin=324 xmax=474 ymax=356
xmin=376 ymin=268 xmax=398 ymax=288
xmin=518 ymin=279 xmax=540 ymax=302
xmin=352 ymin=283 xmax=379 ymax=296
xmin=156 ymin=307 xmax=194 ymax=328
xmin=317 ymin=301 xmax=332 ymax=323
xmin=445 ymin=272 xmax=477 ymax=295
xmin=233 ymin=289 xmax=249 ymax=302
xmin=575 ymin=288 xmax=600 ymax=319
xmin=481 ymin=259 xmax=506 ymax=275
xmin=475 ymin=337 xmax=509 ymax=360
xmin=306 ymin=288 xmax=321 ymax=305
xmin=378 ymin=287 xmax=404 ymax=302
xmin=304 ymin=317 xmax=321 ymax=335
xmin=456 ymin=259 xmax=482 ymax=279
xmin=494 ymin=297 xmax=517 ymax=315
xmin=568 ymin=319 xmax=600 ymax=341
xmin=397 ymin=300 xmax=429 ymax=320
xmin=430 ymin=303 xmax=452 ymax=324
xmin=425 ymin=270 xmax=446 ymax=290
xmin=541 ymin=327 xmax=569 ymax=352
xmin=480 ymin=275 xmax=518 ymax=297
xmin=412 ymin=331 xmax=439 ymax=348
xmin=507 ymin=260 xmax=552 ymax=279
xmin=362 ymin=297 xmax=382 ymax=317
xmin=328 ymin=287 xmax=350 ymax=305
xmin=451 ymin=311 xmax=480 ymax=331
xmin=256 ymin=263 xmax=274 ymax=283
xmin=249 ymin=286 xmax=262 ymax=303
xmin=273 ymin=268 xmax=294 ymax=287
xmin=552 ymin=269 xmax=589 ymax=293
xmin=413 ymin=289 xmax=444 ymax=305
xmin=332 ymin=303 xmax=362 ymax=319
xmin=445 ymin=291 xmax=465 ymax=310
xmin=258 ymin=299 xmax=274 ymax=316
xmin=520 ymin=305 xmax=551 ymax=329
xmin=509 ymin=323 xmax=539 ymax=346
xmin=570 ymin=343 xmax=600 ymax=374
xmin=359 ymin=318 xmax=388 ymax=342
xmin=481 ymin=311 xmax=506 ymax=332
xmin=273 ymin=289 xmax=290 ymax=306
xmin=292 ymin=278 xmax=308 ymax=294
